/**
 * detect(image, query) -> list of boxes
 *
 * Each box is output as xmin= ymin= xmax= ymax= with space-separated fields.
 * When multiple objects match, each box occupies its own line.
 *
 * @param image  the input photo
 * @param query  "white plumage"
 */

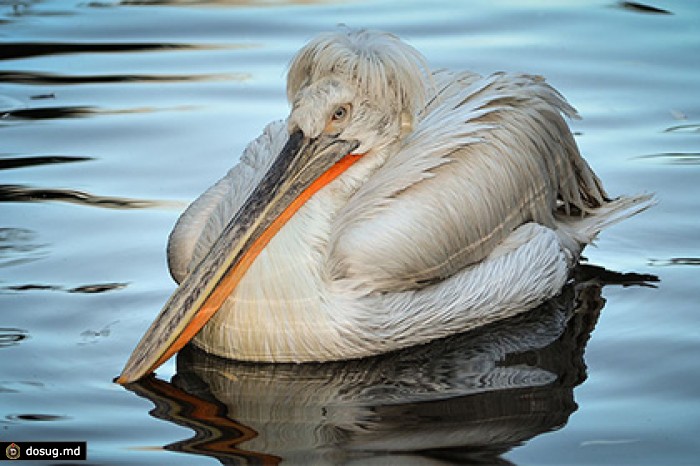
xmin=165 ymin=28 xmax=653 ymax=363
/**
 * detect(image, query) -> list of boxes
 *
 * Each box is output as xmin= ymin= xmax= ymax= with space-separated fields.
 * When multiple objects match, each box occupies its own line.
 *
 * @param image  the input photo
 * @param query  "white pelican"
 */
xmin=117 ymin=28 xmax=653 ymax=384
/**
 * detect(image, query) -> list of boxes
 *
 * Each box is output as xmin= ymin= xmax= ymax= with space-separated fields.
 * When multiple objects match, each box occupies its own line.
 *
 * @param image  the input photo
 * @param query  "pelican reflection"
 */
xmin=127 ymin=265 xmax=656 ymax=465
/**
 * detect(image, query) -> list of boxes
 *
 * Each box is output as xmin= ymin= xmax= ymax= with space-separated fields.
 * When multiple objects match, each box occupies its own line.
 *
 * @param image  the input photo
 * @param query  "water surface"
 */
xmin=1 ymin=0 xmax=699 ymax=464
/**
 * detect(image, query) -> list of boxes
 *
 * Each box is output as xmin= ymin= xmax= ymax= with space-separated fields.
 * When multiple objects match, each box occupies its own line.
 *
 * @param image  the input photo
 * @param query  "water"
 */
xmin=1 ymin=0 xmax=699 ymax=464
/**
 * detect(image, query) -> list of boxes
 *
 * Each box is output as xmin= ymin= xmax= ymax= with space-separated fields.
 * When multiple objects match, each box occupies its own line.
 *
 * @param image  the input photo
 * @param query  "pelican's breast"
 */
xmin=190 ymin=150 xmax=388 ymax=362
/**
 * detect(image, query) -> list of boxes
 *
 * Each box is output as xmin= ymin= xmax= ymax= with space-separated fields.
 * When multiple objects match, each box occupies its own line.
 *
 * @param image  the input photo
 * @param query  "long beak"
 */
xmin=117 ymin=130 xmax=360 ymax=384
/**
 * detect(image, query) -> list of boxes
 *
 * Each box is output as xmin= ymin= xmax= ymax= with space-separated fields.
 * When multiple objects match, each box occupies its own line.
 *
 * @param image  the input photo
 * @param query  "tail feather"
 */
xmin=556 ymin=193 xmax=656 ymax=247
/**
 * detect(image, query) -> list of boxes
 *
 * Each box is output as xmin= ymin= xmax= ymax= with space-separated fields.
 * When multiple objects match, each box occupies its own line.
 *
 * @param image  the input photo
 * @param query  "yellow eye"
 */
xmin=332 ymin=105 xmax=349 ymax=121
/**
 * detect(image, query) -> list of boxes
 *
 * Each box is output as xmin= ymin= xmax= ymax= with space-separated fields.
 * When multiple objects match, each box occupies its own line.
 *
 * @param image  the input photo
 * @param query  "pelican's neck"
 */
xmin=324 ymin=144 xmax=395 ymax=199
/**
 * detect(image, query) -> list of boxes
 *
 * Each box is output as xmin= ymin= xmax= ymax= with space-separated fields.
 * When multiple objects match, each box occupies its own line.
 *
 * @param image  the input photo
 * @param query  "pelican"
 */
xmin=117 ymin=28 xmax=652 ymax=384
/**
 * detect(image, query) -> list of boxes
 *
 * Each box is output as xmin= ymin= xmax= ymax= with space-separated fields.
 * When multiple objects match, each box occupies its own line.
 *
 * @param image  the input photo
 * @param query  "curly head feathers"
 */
xmin=287 ymin=28 xmax=430 ymax=118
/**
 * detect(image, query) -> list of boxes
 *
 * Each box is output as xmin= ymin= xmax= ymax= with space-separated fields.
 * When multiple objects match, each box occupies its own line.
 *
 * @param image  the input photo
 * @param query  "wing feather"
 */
xmin=329 ymin=72 xmax=606 ymax=292
xmin=167 ymin=120 xmax=287 ymax=283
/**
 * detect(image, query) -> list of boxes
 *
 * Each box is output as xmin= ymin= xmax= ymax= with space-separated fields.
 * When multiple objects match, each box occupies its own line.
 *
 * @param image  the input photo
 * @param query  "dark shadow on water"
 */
xmin=125 ymin=265 xmax=658 ymax=465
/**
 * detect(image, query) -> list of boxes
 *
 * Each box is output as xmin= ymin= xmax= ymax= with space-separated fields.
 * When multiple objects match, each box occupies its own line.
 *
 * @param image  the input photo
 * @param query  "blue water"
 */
xmin=1 ymin=0 xmax=699 ymax=464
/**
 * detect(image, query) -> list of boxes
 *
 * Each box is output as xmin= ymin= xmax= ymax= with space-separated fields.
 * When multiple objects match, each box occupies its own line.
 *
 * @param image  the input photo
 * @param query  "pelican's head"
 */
xmin=117 ymin=29 xmax=430 ymax=384
xmin=286 ymin=28 xmax=429 ymax=153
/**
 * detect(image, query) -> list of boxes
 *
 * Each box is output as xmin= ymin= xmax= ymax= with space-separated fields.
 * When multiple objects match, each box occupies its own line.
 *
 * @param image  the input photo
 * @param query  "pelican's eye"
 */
xmin=323 ymin=104 xmax=352 ymax=135
xmin=332 ymin=105 xmax=350 ymax=122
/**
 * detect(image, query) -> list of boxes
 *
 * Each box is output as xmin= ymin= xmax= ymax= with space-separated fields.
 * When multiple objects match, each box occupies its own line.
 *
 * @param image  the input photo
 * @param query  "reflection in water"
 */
xmin=127 ymin=265 xmax=656 ymax=465
xmin=574 ymin=263 xmax=658 ymax=287
xmin=0 ymin=184 xmax=165 ymax=209
xmin=0 ymin=70 xmax=248 ymax=85
xmin=0 ymin=155 xmax=93 ymax=171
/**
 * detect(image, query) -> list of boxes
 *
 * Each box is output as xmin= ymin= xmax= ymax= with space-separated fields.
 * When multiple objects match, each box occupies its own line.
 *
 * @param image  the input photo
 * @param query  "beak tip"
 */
xmin=115 ymin=370 xmax=149 ymax=386
xmin=115 ymin=361 xmax=151 ymax=385
xmin=114 ymin=371 xmax=134 ymax=385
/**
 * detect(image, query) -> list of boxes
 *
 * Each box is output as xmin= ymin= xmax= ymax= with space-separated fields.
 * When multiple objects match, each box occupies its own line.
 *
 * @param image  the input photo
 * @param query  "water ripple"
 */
xmin=69 ymin=283 xmax=128 ymax=293
xmin=1 ymin=282 xmax=128 ymax=294
xmin=663 ymin=123 xmax=700 ymax=133
xmin=1 ymin=105 xmax=199 ymax=121
xmin=0 ymin=184 xmax=169 ymax=209
xmin=0 ymin=42 xmax=203 ymax=61
xmin=649 ymin=257 xmax=700 ymax=266
xmin=0 ymin=155 xmax=93 ymax=171
xmin=115 ymin=0 xmax=331 ymax=7
xmin=0 ymin=381 xmax=44 ymax=394
xmin=0 ymin=70 xmax=249 ymax=85
xmin=0 ymin=328 xmax=29 ymax=348
xmin=80 ymin=320 xmax=120 ymax=345
xmin=3 ymin=284 xmax=61 ymax=292
xmin=2 ymin=105 xmax=95 ymax=120
xmin=6 ymin=414 xmax=70 ymax=422
xmin=636 ymin=152 xmax=700 ymax=165
xmin=0 ymin=227 xmax=47 ymax=268
xmin=616 ymin=1 xmax=673 ymax=15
